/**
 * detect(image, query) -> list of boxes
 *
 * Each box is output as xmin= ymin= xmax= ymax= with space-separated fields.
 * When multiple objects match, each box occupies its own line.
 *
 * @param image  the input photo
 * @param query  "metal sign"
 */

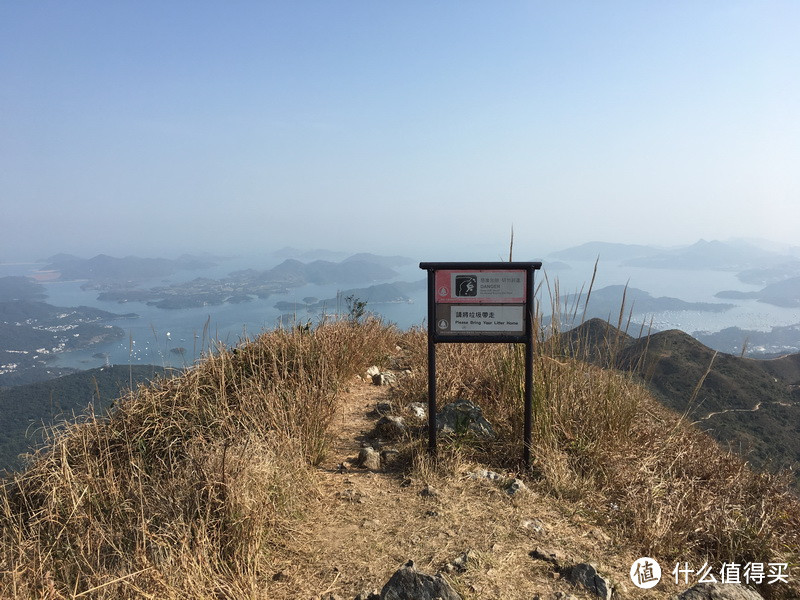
xmin=419 ymin=261 xmax=542 ymax=466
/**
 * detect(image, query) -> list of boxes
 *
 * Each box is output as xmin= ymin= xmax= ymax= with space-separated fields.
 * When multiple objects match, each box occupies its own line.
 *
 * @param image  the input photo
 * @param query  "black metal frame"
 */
xmin=419 ymin=261 xmax=542 ymax=466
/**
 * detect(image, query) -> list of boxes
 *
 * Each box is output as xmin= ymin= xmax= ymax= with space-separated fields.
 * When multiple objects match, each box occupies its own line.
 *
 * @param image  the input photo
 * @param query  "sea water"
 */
xmin=3 ymin=257 xmax=799 ymax=370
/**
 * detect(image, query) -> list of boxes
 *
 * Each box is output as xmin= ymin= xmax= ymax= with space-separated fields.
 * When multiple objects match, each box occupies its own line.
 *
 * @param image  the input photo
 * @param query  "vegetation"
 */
xmin=390 ymin=327 xmax=800 ymax=579
xmin=1 ymin=305 xmax=798 ymax=598
xmin=1 ymin=318 xmax=397 ymax=598
xmin=0 ymin=365 xmax=170 ymax=474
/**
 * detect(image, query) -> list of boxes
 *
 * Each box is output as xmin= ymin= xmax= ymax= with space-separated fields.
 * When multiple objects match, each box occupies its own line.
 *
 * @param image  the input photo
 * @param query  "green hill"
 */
xmin=0 ymin=365 xmax=172 ymax=474
xmin=566 ymin=318 xmax=800 ymax=484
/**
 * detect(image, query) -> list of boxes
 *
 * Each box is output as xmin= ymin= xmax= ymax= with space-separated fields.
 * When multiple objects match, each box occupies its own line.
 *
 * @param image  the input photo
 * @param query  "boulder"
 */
xmin=563 ymin=563 xmax=612 ymax=600
xmin=380 ymin=560 xmax=462 ymax=600
xmin=436 ymin=398 xmax=495 ymax=438
xmin=673 ymin=583 xmax=765 ymax=600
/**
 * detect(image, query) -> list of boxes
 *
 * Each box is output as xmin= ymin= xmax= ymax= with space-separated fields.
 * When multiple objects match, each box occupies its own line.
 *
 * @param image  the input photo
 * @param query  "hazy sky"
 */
xmin=2 ymin=1 xmax=798 ymax=261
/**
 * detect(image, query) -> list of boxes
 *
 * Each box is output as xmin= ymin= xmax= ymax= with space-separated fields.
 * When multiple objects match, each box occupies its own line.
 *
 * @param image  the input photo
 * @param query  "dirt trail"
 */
xmin=697 ymin=399 xmax=796 ymax=422
xmin=266 ymin=376 xmax=674 ymax=600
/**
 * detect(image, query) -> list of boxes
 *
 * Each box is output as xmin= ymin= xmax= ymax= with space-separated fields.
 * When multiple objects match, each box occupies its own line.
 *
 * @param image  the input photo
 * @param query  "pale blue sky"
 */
xmin=2 ymin=1 xmax=798 ymax=261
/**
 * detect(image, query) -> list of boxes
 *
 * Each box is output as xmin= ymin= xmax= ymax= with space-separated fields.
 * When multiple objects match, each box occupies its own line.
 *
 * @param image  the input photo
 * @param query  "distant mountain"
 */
xmin=257 ymin=258 xmax=397 ymax=285
xmin=0 ymin=365 xmax=173 ymax=474
xmin=342 ymin=253 xmax=413 ymax=268
xmin=559 ymin=284 xmax=733 ymax=322
xmin=694 ymin=323 xmax=800 ymax=357
xmin=549 ymin=242 xmax=661 ymax=261
xmin=564 ymin=319 xmax=800 ymax=486
xmin=736 ymin=261 xmax=800 ymax=286
xmin=44 ymin=254 xmax=221 ymax=282
xmin=623 ymin=239 xmax=794 ymax=271
xmin=539 ymin=260 xmax=571 ymax=272
xmin=271 ymin=247 xmax=349 ymax=261
xmin=275 ymin=280 xmax=425 ymax=312
xmin=717 ymin=275 xmax=800 ymax=308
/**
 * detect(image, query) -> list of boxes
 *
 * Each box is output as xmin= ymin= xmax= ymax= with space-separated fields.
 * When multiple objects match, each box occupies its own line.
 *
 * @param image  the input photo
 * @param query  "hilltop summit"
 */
xmin=1 ymin=318 xmax=798 ymax=598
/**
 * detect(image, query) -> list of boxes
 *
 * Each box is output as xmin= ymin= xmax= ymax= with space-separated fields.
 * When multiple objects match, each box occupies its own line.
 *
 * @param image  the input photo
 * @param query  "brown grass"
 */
xmin=391 ymin=321 xmax=800 ymax=597
xmin=2 ymin=303 xmax=799 ymax=598
xmin=0 ymin=318 xmax=398 ymax=599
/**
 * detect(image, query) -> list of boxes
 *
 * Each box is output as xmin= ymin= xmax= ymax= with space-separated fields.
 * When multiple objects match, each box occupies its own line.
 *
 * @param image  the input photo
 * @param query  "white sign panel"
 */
xmin=445 ymin=305 xmax=525 ymax=333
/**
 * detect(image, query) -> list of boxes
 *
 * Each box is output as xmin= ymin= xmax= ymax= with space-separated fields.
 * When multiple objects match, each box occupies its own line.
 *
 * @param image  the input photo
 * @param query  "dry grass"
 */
xmin=0 ymin=318 xmax=398 ymax=599
xmin=3 ymin=304 xmax=799 ymax=598
xmin=391 ymin=321 xmax=800 ymax=598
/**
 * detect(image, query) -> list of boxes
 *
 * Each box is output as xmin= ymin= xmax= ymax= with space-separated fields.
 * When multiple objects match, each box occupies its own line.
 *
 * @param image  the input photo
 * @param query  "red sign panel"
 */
xmin=434 ymin=269 xmax=526 ymax=304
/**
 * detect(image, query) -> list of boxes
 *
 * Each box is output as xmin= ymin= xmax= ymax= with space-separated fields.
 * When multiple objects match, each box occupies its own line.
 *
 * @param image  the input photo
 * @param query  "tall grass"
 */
xmin=392 ymin=280 xmax=800 ymax=594
xmin=0 ymin=318 xmax=397 ymax=598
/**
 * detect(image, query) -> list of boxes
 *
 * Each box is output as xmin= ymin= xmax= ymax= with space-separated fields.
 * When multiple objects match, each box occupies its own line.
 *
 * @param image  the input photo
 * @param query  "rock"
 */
xmin=443 ymin=549 xmax=475 ymax=573
xmin=419 ymin=485 xmax=440 ymax=498
xmin=506 ymin=478 xmax=528 ymax=496
xmin=380 ymin=560 xmax=462 ymax=600
xmin=563 ymin=563 xmax=612 ymax=600
xmin=468 ymin=469 xmax=502 ymax=482
xmin=336 ymin=489 xmax=368 ymax=503
xmin=372 ymin=371 xmax=397 ymax=386
xmin=380 ymin=448 xmax=401 ymax=468
xmin=366 ymin=365 xmax=381 ymax=378
xmin=375 ymin=415 xmax=407 ymax=439
xmin=530 ymin=547 xmax=567 ymax=568
xmin=355 ymin=590 xmax=380 ymax=600
xmin=436 ymin=398 xmax=495 ymax=438
xmin=374 ymin=401 xmax=393 ymax=415
xmin=407 ymin=402 xmax=426 ymax=419
xmin=521 ymin=518 xmax=547 ymax=534
xmin=673 ymin=583 xmax=765 ymax=600
xmin=357 ymin=447 xmax=382 ymax=470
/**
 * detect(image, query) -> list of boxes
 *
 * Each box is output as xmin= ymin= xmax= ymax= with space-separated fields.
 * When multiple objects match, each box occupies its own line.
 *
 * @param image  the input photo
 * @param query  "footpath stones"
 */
xmin=379 ymin=560 xmax=462 ymax=600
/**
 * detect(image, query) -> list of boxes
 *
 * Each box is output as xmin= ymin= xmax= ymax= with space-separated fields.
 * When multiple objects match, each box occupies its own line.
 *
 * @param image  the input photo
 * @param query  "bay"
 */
xmin=3 ymin=255 xmax=800 ymax=372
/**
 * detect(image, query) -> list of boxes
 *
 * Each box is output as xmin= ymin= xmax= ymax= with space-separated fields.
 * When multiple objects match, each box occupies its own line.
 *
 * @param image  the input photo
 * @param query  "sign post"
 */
xmin=419 ymin=261 xmax=542 ymax=466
